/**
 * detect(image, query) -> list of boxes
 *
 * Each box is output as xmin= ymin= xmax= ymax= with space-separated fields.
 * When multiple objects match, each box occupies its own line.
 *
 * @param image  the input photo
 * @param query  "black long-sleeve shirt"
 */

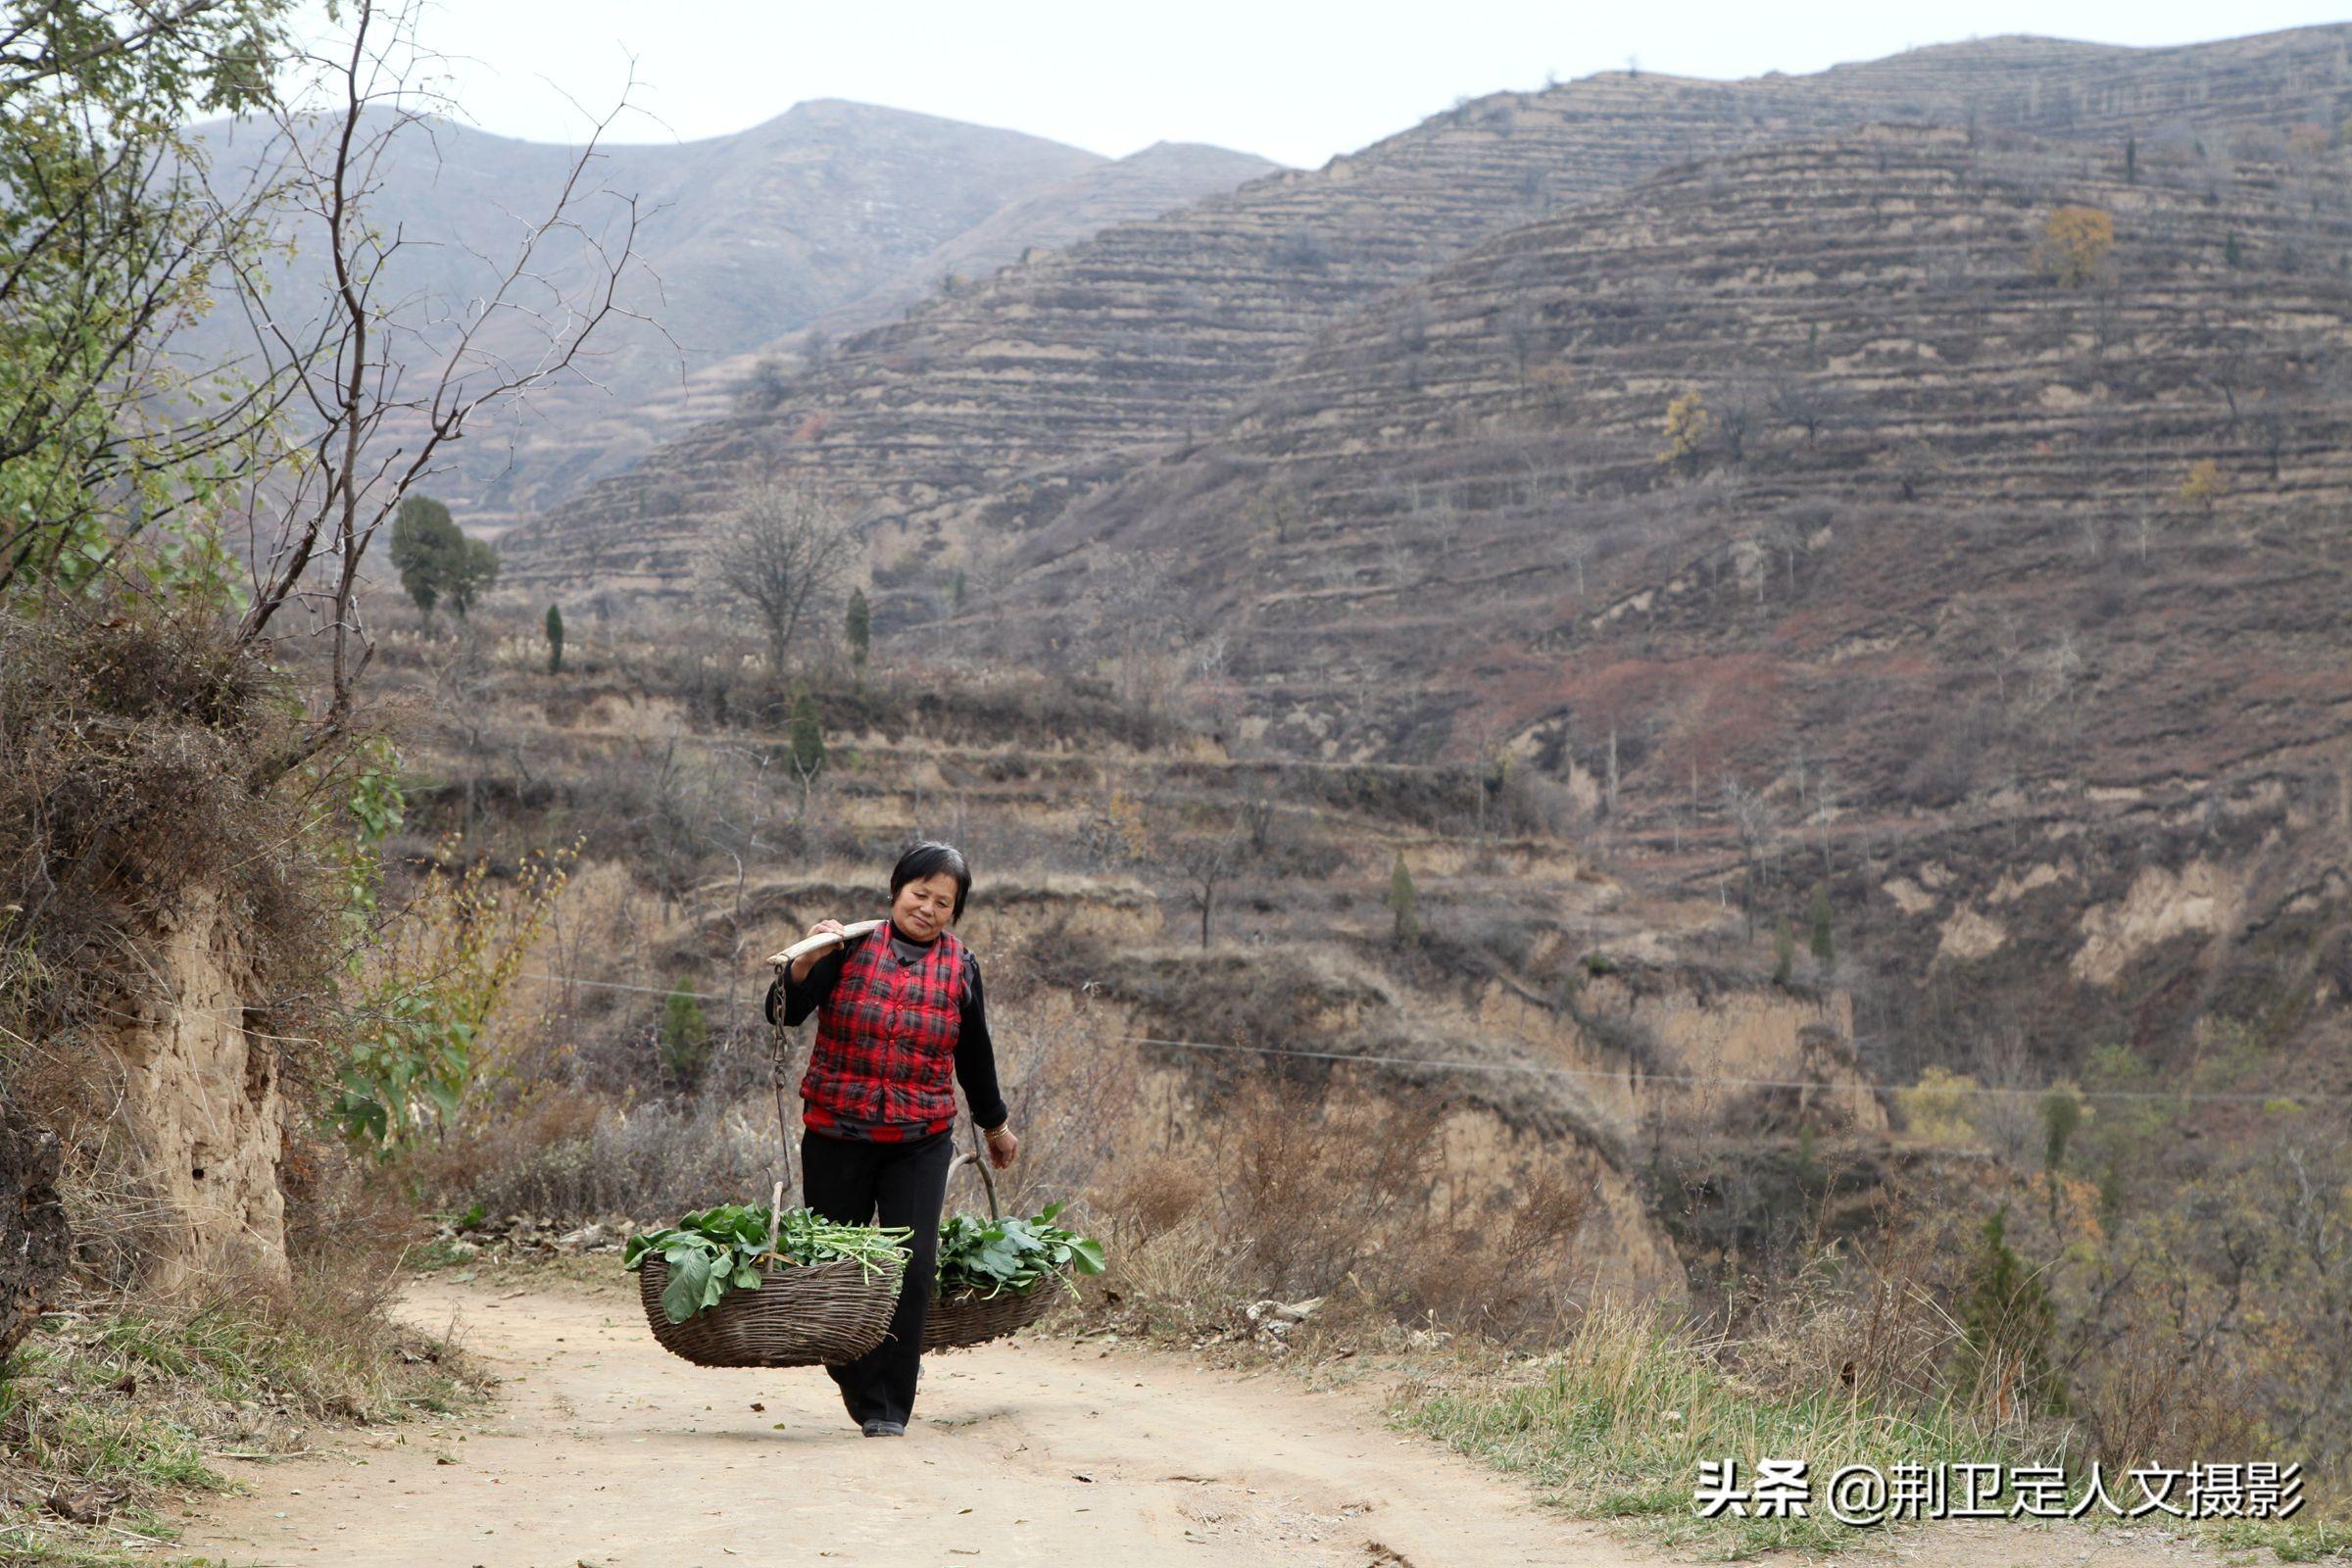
xmin=763 ymin=924 xmax=1009 ymax=1134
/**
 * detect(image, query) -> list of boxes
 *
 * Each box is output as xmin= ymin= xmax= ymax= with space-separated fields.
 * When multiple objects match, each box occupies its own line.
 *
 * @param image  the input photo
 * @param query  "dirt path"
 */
xmin=180 ymin=1276 xmax=2243 ymax=1568
xmin=178 ymin=1274 xmax=1668 ymax=1568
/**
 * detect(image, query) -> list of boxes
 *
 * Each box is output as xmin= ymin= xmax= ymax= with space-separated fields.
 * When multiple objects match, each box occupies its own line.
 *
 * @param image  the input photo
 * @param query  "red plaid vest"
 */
xmin=801 ymin=926 xmax=967 ymax=1139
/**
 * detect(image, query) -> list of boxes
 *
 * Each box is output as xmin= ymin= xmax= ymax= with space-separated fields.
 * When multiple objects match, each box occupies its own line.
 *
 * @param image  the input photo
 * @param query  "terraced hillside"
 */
xmin=986 ymin=122 xmax=2352 ymax=1087
xmin=503 ymin=25 xmax=2352 ymax=596
xmin=507 ymin=141 xmax=1283 ymax=515
xmin=380 ymin=627 xmax=1906 ymax=1301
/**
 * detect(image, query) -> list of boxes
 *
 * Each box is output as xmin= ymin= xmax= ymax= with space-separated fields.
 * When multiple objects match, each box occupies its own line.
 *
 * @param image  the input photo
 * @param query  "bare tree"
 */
xmin=1087 ymin=545 xmax=1189 ymax=735
xmin=1560 ymin=532 xmax=1590 ymax=597
xmin=2203 ymin=329 xmax=2254 ymax=429
xmin=1810 ymin=766 xmax=1840 ymax=881
xmin=219 ymin=0 xmax=651 ymax=765
xmin=706 ymin=736 xmax=781 ymax=1036
xmin=1499 ymin=301 xmax=1543 ymax=382
xmin=1767 ymin=373 xmax=1849 ymax=447
xmin=1760 ymin=507 xmax=1820 ymax=595
xmin=706 ymin=479 xmax=852 ymax=671
xmin=1721 ymin=773 xmax=1781 ymax=940
xmin=1711 ymin=377 xmax=1764 ymax=467
xmin=2022 ymin=627 xmax=2087 ymax=721
xmin=1983 ymin=601 xmax=2030 ymax=705
xmin=1176 ymin=813 xmax=1246 ymax=951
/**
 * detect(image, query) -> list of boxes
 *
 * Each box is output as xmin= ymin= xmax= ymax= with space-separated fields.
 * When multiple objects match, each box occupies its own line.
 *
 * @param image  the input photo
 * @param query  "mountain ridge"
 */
xmin=177 ymin=100 xmax=1276 ymax=528
xmin=500 ymin=24 xmax=2352 ymax=596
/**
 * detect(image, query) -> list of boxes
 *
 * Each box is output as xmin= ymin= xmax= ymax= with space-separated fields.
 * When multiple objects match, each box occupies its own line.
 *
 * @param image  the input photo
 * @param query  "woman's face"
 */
xmin=892 ymin=872 xmax=959 ymax=939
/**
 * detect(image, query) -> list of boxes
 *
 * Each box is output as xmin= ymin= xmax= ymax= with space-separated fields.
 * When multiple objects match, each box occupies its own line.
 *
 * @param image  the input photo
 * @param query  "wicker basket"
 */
xmin=635 ymin=1183 xmax=906 ymax=1368
xmin=921 ymin=1144 xmax=1070 ymax=1353
xmin=924 ymin=1273 xmax=1061 ymax=1351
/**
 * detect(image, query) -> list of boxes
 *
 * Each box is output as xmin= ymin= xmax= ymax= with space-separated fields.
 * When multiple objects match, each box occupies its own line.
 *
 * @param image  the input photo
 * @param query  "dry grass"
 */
xmin=1087 ymin=1071 xmax=1596 ymax=1344
xmin=410 ymin=1088 xmax=789 ymax=1222
xmin=1394 ymin=1296 xmax=2059 ymax=1558
xmin=0 ymin=1257 xmax=480 ymax=1564
xmin=0 ymin=601 xmax=345 ymax=1079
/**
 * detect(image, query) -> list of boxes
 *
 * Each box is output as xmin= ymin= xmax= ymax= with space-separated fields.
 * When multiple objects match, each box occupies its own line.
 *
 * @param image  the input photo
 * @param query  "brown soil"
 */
xmin=177 ymin=1275 xmax=2249 ymax=1568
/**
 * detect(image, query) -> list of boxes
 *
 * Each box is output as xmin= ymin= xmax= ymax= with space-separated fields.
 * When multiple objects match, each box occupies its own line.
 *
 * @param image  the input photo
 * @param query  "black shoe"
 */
xmin=860 ymin=1419 xmax=906 ymax=1437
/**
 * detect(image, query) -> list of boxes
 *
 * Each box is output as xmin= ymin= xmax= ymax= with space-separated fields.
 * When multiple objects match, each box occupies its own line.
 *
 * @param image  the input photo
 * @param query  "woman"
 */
xmin=763 ymin=840 xmax=1018 ymax=1438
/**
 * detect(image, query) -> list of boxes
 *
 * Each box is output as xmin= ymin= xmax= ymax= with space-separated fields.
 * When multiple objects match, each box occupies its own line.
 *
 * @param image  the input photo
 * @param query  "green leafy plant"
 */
xmin=1955 ymin=1203 xmax=2064 ymax=1416
xmin=935 ymin=1201 xmax=1105 ymax=1300
xmin=340 ymin=745 xmax=406 ymax=941
xmin=788 ymin=690 xmax=826 ymax=815
xmin=622 ymin=1204 xmax=910 ymax=1325
xmin=332 ymin=841 xmax=574 ymax=1157
xmin=0 ymin=0 xmax=292 ymax=607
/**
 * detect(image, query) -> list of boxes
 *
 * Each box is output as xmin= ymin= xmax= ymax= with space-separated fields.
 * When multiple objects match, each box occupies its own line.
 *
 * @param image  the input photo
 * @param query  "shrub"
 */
xmin=416 ymin=1092 xmax=782 ymax=1222
xmin=2178 ymin=457 xmax=2227 ymax=513
xmin=1656 ymin=389 xmax=1711 ymax=471
xmin=2033 ymin=206 xmax=2116 ymax=287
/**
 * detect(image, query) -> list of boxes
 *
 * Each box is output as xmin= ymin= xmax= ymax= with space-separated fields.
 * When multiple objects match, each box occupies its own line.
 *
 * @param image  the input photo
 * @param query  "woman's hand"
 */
xmin=983 ymin=1123 xmax=1019 ymax=1170
xmin=789 ymin=917 xmax=847 ymax=982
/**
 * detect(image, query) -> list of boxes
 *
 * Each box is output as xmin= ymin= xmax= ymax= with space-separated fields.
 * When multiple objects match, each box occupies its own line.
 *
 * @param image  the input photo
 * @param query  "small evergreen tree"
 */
xmin=387 ymin=495 xmax=499 ymax=622
xmin=545 ymin=604 xmax=564 ymax=674
xmin=789 ymin=691 xmax=825 ymax=814
xmin=1807 ymin=881 xmax=1835 ymax=967
xmin=845 ymin=588 xmax=870 ymax=668
xmin=659 ymin=982 xmax=709 ymax=1084
xmin=1387 ymin=852 xmax=1418 ymax=943
xmin=1772 ymin=916 xmax=1794 ymax=986
xmin=447 ymin=536 xmax=499 ymax=617
xmin=2124 ymin=134 xmax=2137 ymax=182
xmin=2224 ymin=230 xmax=2243 ymax=268
xmin=2095 ymin=1158 xmax=2127 ymax=1231
xmin=951 ymin=569 xmax=967 ymax=610
xmin=388 ymin=495 xmax=460 ymax=620
xmin=2040 ymin=1091 xmax=2082 ymax=1227
xmin=1957 ymin=1204 xmax=2063 ymax=1416
xmin=2040 ymin=1092 xmax=2081 ymax=1175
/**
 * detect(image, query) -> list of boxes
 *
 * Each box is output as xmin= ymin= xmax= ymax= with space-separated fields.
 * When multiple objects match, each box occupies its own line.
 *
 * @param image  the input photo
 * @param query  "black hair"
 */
xmin=889 ymin=840 xmax=971 ymax=921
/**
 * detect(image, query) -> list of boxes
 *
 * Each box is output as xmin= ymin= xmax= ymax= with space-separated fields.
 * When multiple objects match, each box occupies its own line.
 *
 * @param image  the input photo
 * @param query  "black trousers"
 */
xmin=799 ymin=1126 xmax=953 ymax=1426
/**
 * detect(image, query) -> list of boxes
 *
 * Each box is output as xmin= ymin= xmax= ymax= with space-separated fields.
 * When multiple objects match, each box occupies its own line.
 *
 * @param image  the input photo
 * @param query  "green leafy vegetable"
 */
xmin=623 ymin=1204 xmax=909 ymax=1324
xmin=935 ymin=1200 xmax=1106 ymax=1300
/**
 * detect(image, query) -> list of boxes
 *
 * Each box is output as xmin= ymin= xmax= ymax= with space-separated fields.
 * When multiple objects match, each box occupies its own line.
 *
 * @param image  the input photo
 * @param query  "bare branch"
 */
xmin=218 ymin=0 xmax=651 ymax=770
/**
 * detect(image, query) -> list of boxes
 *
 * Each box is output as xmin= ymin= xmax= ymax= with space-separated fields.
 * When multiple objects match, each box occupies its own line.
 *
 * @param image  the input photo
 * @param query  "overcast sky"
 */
xmin=299 ymin=3 xmax=2351 ymax=168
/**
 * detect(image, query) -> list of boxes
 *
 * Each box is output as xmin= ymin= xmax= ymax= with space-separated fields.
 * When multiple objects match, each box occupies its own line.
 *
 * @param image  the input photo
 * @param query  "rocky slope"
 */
xmin=501 ymin=25 xmax=2352 ymax=597
xmin=984 ymin=122 xmax=2352 ymax=1090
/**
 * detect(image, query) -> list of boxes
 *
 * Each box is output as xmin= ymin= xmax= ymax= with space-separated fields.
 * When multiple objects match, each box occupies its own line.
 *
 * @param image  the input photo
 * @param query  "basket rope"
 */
xmin=922 ymin=1122 xmax=1066 ymax=1351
